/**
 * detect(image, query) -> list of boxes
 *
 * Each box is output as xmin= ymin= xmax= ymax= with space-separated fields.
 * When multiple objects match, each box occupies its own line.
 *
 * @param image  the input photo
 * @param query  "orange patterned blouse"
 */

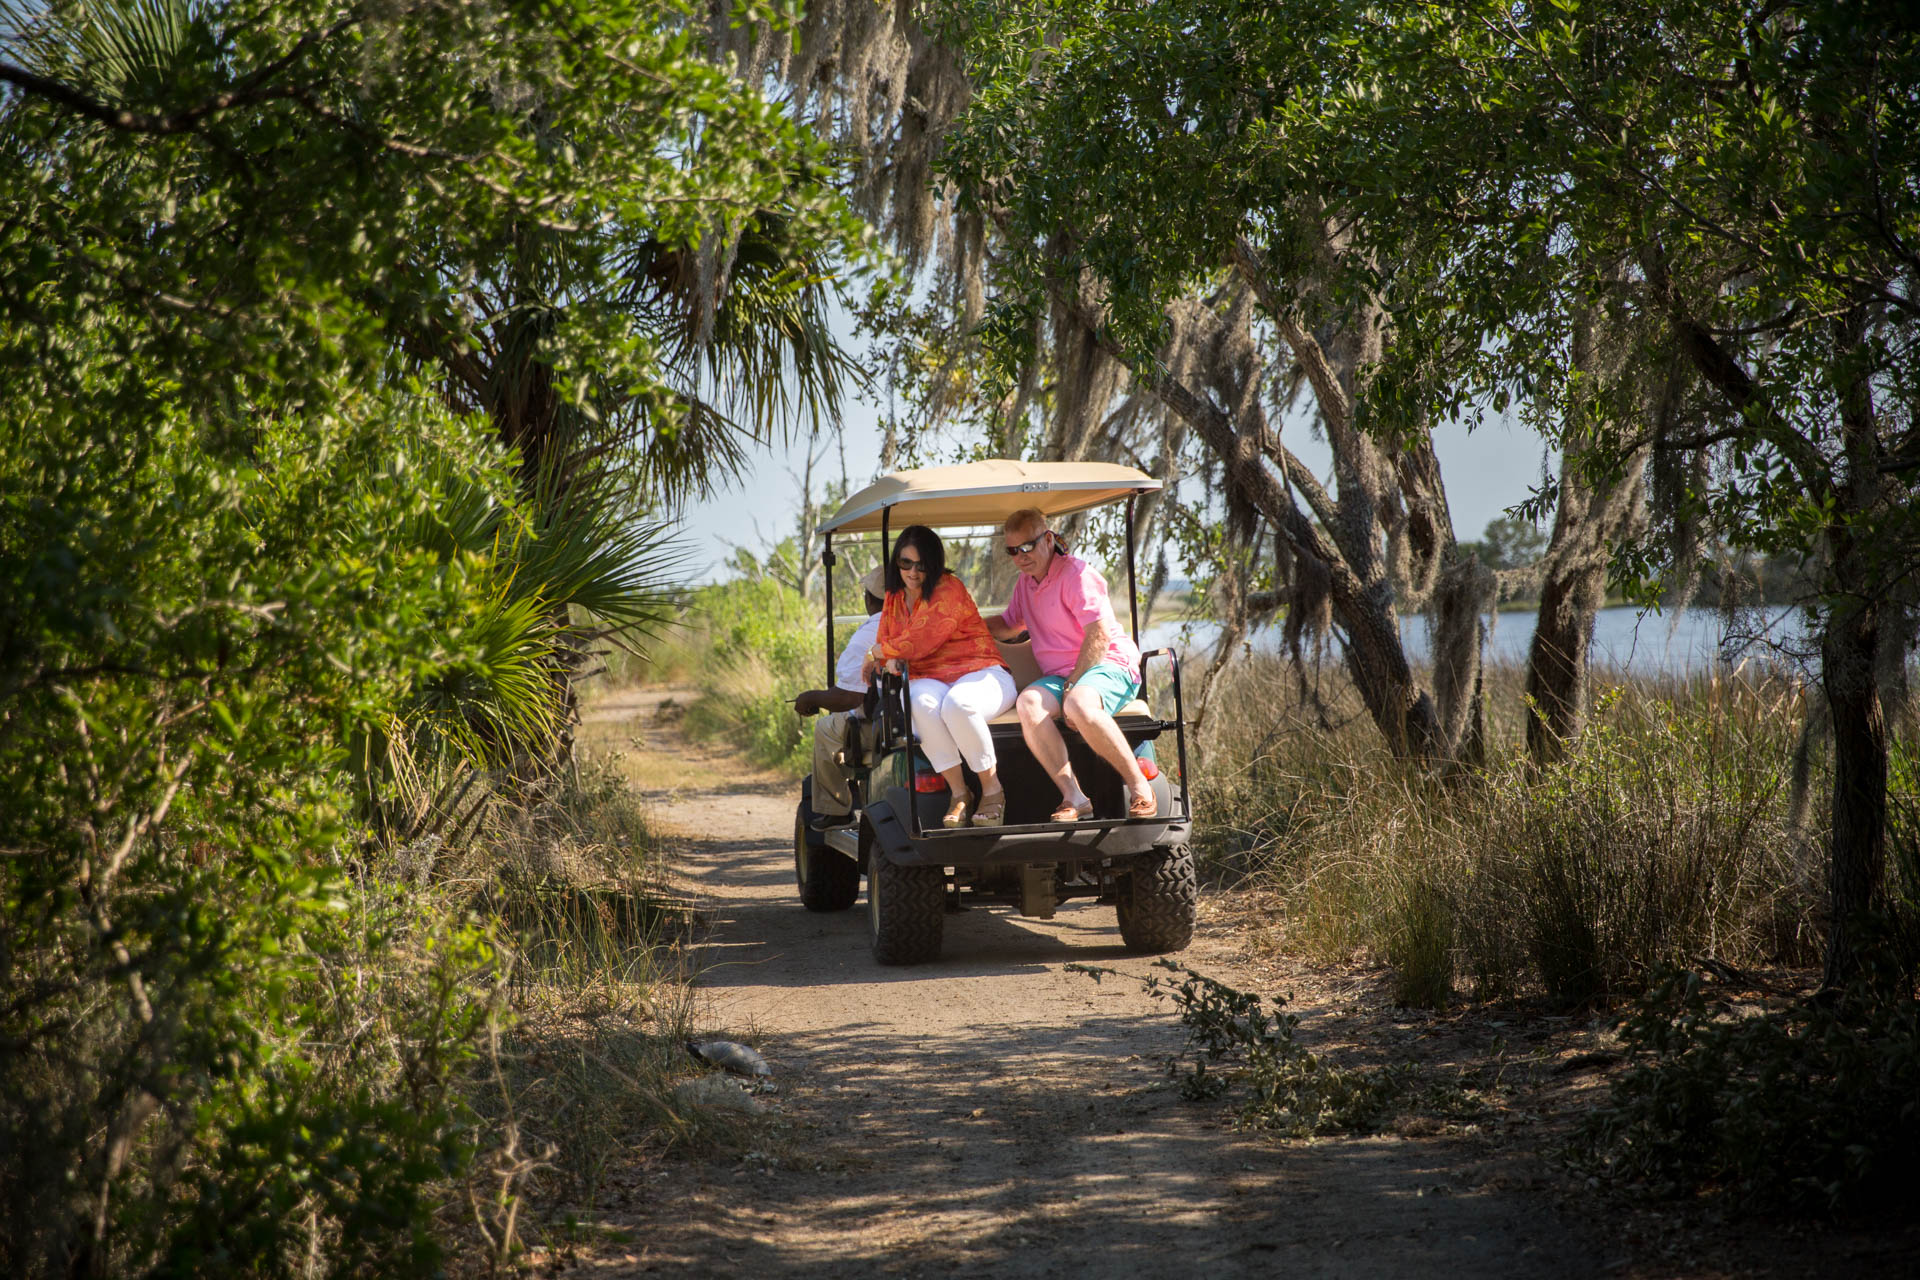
xmin=876 ymin=573 xmax=1007 ymax=684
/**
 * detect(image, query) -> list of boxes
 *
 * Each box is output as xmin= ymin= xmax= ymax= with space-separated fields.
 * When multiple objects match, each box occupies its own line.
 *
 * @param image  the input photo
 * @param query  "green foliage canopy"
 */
xmin=0 ymin=0 xmax=870 ymax=1269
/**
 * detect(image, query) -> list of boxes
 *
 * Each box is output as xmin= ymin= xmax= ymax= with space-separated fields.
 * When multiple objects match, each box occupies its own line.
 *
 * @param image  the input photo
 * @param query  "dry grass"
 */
xmin=1195 ymin=655 xmax=1825 ymax=1008
xmin=427 ymin=750 xmax=773 ymax=1268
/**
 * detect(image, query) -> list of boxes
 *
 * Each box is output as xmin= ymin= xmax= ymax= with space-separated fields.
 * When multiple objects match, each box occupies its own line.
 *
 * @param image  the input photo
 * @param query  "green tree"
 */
xmin=1462 ymin=517 xmax=1550 ymax=574
xmin=928 ymin=0 xmax=1664 ymax=766
xmin=1329 ymin=0 xmax=1920 ymax=983
xmin=3 ymin=0 xmax=871 ymax=765
xmin=935 ymin=0 xmax=1918 ymax=984
xmin=0 ymin=0 xmax=868 ymax=1267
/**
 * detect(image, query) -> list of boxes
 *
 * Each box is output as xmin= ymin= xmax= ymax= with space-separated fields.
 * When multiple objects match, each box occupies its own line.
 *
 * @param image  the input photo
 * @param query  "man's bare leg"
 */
xmin=1016 ymin=687 xmax=1090 ymax=811
xmin=1062 ymin=686 xmax=1154 ymax=810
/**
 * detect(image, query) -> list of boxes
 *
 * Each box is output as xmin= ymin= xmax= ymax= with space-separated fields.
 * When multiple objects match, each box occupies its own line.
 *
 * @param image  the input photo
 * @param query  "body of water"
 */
xmin=1142 ymin=605 xmax=1815 ymax=675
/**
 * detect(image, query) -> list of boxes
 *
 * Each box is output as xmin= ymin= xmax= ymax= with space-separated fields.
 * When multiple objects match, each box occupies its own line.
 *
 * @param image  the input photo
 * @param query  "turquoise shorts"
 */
xmin=1029 ymin=662 xmax=1139 ymax=716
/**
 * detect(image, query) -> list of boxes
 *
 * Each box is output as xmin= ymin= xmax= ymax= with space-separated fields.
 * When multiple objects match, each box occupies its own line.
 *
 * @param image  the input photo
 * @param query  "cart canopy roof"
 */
xmin=819 ymin=460 xmax=1161 ymax=536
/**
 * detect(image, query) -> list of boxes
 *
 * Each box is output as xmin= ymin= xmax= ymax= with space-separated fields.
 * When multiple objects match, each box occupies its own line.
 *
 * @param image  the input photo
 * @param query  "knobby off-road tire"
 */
xmin=794 ymin=779 xmax=860 ymax=912
xmin=1117 ymin=842 xmax=1198 ymax=953
xmin=867 ymin=840 xmax=944 ymax=965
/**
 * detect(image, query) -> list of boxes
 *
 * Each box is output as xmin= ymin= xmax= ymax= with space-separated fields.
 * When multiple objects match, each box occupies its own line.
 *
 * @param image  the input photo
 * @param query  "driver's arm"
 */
xmin=794 ymin=688 xmax=866 ymax=717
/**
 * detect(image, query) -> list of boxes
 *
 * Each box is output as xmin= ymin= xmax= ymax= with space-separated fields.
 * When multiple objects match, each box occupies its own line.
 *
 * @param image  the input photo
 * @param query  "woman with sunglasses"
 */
xmin=860 ymin=525 xmax=1015 ymax=827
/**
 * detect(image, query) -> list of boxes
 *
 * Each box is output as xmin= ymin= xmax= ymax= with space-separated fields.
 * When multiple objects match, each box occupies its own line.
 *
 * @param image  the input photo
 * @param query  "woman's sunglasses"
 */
xmin=895 ymin=556 xmax=926 ymax=572
xmin=1004 ymin=532 xmax=1050 ymax=557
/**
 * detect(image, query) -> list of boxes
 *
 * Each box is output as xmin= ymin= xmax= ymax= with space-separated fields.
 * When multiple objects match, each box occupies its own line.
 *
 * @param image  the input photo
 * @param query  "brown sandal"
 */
xmin=1049 ymin=798 xmax=1094 ymax=823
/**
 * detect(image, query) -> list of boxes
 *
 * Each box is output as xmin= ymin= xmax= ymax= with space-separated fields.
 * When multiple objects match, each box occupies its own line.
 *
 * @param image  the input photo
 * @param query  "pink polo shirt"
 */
xmin=1002 ymin=553 xmax=1140 ymax=682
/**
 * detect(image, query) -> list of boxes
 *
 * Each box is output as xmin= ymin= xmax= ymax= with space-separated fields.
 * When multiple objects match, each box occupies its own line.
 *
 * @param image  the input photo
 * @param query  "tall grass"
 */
xmin=392 ymin=757 xmax=764 ymax=1261
xmin=1198 ymin=655 xmax=1826 ymax=1007
xmin=469 ymin=756 xmax=684 ymax=989
xmin=618 ymin=576 xmax=823 ymax=776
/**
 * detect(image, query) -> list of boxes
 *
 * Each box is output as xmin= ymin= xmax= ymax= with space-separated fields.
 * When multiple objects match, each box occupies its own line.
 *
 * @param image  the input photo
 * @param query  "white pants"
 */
xmin=909 ymin=668 xmax=1017 ymax=774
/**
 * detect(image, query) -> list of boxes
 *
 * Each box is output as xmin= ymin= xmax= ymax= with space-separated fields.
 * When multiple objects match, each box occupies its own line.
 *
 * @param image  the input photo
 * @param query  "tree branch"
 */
xmin=1228 ymin=235 xmax=1352 ymax=433
xmin=1637 ymin=243 xmax=1831 ymax=490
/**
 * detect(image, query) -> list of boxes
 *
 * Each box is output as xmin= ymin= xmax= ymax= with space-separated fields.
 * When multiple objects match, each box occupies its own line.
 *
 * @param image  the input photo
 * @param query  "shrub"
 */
xmin=1578 ymin=970 xmax=1920 ymax=1212
xmin=1074 ymin=962 xmax=1481 ymax=1136
xmin=674 ymin=576 xmax=823 ymax=775
xmin=0 ymin=386 xmax=527 ymax=1275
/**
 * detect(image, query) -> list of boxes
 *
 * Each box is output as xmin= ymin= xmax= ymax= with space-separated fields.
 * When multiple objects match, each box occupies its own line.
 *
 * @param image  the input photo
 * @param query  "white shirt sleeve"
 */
xmin=834 ymin=614 xmax=883 ymax=696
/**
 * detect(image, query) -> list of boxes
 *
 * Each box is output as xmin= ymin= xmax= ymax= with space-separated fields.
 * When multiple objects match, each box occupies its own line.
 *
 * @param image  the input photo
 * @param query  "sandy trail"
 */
xmin=580 ymin=688 xmax=1608 ymax=1278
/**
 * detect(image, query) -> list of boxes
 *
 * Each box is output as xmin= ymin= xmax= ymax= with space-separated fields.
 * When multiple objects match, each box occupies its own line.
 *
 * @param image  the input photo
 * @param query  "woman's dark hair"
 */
xmin=886 ymin=525 xmax=948 ymax=596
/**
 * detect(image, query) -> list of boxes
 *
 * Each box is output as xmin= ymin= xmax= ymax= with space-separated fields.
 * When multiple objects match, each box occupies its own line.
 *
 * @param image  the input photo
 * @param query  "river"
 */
xmin=1142 ymin=604 xmax=1817 ymax=675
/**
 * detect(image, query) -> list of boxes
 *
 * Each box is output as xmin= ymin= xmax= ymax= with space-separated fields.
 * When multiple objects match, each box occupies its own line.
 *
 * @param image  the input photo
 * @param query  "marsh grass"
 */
xmin=1198 ymin=654 xmax=1825 ymax=1008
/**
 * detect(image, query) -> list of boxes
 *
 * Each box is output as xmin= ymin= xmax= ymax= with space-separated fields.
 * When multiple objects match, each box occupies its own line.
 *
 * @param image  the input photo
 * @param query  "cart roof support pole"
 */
xmin=822 ymin=533 xmax=837 ymax=687
xmin=1124 ymin=493 xmax=1140 ymax=643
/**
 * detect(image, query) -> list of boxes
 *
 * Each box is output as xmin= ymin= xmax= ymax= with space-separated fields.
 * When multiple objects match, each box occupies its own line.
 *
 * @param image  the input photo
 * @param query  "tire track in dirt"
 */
xmin=580 ymin=688 xmax=1609 ymax=1278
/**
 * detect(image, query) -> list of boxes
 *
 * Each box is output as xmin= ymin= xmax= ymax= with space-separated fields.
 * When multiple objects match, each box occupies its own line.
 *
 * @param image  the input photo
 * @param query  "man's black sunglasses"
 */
xmin=1004 ymin=532 xmax=1051 ymax=557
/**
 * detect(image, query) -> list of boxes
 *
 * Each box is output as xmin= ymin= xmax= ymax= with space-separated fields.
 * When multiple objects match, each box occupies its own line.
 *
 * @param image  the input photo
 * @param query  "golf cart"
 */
xmin=792 ymin=460 xmax=1196 ymax=965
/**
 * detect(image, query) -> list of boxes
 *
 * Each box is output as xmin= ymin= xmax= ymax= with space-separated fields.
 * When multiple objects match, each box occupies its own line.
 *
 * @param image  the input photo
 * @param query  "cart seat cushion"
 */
xmin=994 ymin=636 xmax=1044 ymax=690
xmin=989 ymin=637 xmax=1151 ymax=723
xmin=988 ymin=698 xmax=1152 ymax=725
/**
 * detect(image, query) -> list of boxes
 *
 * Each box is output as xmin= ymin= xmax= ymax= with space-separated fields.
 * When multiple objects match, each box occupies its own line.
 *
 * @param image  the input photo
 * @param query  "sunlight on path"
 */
xmin=577 ymin=687 xmax=1607 ymax=1279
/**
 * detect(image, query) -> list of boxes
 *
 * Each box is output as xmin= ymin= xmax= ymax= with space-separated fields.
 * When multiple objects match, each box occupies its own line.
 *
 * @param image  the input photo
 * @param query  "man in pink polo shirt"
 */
xmin=986 ymin=508 xmax=1157 ymax=822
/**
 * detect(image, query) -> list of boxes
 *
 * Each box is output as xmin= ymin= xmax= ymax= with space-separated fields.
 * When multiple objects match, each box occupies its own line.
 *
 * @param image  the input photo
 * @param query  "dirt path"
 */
xmin=578 ymin=688 xmax=1612 ymax=1277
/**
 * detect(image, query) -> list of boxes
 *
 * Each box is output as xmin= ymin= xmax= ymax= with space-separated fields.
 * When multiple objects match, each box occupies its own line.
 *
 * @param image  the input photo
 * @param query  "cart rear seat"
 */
xmin=988 ymin=638 xmax=1153 ymax=723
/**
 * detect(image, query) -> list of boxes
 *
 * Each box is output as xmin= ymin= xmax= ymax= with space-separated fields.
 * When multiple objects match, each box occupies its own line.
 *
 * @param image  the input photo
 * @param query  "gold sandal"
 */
xmin=971 ymin=791 xmax=1007 ymax=826
xmin=942 ymin=792 xmax=974 ymax=828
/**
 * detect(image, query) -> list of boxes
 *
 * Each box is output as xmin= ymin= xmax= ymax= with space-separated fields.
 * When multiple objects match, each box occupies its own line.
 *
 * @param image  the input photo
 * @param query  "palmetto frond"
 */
xmin=377 ymin=434 xmax=682 ymax=787
xmin=408 ymin=590 xmax=560 ymax=771
xmin=614 ymin=213 xmax=860 ymax=501
xmin=2 ymin=0 xmax=213 ymax=109
xmin=517 ymin=475 xmax=686 ymax=634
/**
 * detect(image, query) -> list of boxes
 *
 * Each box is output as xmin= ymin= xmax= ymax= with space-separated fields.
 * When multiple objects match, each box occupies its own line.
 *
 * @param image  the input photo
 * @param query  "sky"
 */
xmin=672 ymin=308 xmax=1554 ymax=583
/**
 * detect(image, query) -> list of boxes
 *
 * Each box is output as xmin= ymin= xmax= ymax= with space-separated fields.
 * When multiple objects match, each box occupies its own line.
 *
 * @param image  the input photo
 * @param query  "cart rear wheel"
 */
xmin=1117 ymin=842 xmax=1197 ymax=953
xmin=868 ymin=841 xmax=944 ymax=965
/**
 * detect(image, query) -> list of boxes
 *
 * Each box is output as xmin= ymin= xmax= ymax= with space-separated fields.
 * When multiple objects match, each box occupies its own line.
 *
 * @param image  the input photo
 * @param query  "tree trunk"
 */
xmin=1431 ymin=556 xmax=1494 ymax=765
xmin=1525 ymin=564 xmax=1601 ymax=765
xmin=1822 ymin=588 xmax=1887 ymax=989
xmin=1070 ymin=282 xmax=1447 ymax=760
xmin=1816 ymin=291 xmax=1895 ymax=989
xmin=1524 ymin=295 xmax=1648 ymax=765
